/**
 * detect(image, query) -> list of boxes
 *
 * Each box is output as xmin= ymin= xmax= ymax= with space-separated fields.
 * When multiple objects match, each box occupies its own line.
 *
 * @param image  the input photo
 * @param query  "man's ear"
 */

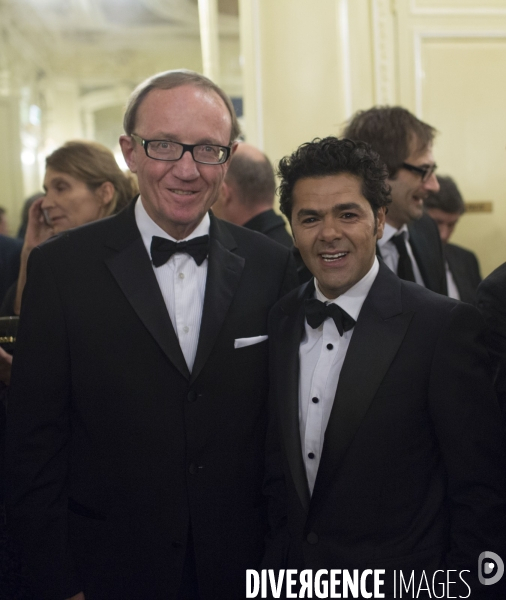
xmin=222 ymin=141 xmax=239 ymax=177
xmin=220 ymin=181 xmax=232 ymax=206
xmin=375 ymin=206 xmax=386 ymax=240
xmin=229 ymin=140 xmax=239 ymax=158
xmin=119 ymin=135 xmax=138 ymax=173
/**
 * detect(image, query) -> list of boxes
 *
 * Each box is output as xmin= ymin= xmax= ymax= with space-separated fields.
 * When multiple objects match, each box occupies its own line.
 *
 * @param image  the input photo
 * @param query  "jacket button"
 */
xmin=187 ymin=391 xmax=198 ymax=402
xmin=307 ymin=532 xmax=319 ymax=545
xmin=189 ymin=463 xmax=204 ymax=475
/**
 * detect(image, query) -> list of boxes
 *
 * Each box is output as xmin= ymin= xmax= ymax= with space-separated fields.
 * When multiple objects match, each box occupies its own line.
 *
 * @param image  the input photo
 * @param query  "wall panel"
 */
xmin=395 ymin=2 xmax=506 ymax=275
xmin=420 ymin=37 xmax=506 ymax=275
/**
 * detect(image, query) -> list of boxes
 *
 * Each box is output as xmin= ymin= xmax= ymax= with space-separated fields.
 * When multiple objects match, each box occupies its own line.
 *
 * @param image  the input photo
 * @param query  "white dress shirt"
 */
xmin=377 ymin=222 xmax=425 ymax=287
xmin=299 ymin=257 xmax=379 ymax=495
xmin=135 ymin=197 xmax=209 ymax=372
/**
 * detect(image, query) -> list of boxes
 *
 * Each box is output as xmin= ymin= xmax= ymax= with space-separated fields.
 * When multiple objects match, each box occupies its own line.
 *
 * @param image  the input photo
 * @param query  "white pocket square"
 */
xmin=234 ymin=335 xmax=268 ymax=349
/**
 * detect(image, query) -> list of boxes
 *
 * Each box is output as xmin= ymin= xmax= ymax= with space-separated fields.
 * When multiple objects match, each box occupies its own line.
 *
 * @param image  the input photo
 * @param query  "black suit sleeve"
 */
xmin=477 ymin=265 xmax=506 ymax=421
xmin=428 ymin=301 xmax=506 ymax=597
xmin=5 ymin=247 xmax=81 ymax=599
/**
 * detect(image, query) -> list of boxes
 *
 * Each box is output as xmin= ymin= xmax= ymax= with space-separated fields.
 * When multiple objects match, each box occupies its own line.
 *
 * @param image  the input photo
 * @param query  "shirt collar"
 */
xmin=314 ymin=257 xmax=379 ymax=322
xmin=378 ymin=222 xmax=409 ymax=247
xmin=135 ymin=196 xmax=211 ymax=249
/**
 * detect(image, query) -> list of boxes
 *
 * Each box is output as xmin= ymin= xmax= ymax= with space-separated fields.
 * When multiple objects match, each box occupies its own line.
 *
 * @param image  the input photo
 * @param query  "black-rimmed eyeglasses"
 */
xmin=401 ymin=161 xmax=437 ymax=183
xmin=131 ymin=133 xmax=231 ymax=165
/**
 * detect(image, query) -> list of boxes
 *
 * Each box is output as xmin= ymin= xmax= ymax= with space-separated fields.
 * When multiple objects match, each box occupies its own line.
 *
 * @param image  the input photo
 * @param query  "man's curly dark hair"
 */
xmin=277 ymin=137 xmax=392 ymax=221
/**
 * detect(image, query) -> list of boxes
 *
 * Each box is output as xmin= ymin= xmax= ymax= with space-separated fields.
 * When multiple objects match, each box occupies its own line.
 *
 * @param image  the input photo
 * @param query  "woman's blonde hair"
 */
xmin=45 ymin=140 xmax=137 ymax=216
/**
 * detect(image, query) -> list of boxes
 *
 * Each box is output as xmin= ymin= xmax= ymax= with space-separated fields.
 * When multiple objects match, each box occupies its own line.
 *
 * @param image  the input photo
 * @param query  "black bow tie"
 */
xmin=150 ymin=235 xmax=210 ymax=267
xmin=304 ymin=298 xmax=356 ymax=336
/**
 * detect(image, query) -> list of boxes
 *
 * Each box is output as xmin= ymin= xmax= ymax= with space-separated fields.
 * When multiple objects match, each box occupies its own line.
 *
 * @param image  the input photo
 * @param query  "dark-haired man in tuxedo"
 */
xmin=6 ymin=69 xmax=296 ymax=600
xmin=265 ymin=137 xmax=506 ymax=598
xmin=344 ymin=106 xmax=447 ymax=295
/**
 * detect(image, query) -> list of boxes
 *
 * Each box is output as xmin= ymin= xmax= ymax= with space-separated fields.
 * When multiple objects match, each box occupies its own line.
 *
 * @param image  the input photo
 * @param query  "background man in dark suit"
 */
xmin=0 ymin=234 xmax=22 ymax=306
xmin=212 ymin=142 xmax=293 ymax=248
xmin=265 ymin=137 xmax=506 ymax=598
xmin=425 ymin=174 xmax=482 ymax=304
xmin=344 ymin=106 xmax=447 ymax=295
xmin=6 ymin=70 xmax=296 ymax=600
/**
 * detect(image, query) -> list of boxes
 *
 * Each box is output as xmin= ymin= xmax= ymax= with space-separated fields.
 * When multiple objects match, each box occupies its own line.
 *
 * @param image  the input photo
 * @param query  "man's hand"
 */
xmin=0 ymin=346 xmax=13 ymax=385
xmin=66 ymin=593 xmax=85 ymax=600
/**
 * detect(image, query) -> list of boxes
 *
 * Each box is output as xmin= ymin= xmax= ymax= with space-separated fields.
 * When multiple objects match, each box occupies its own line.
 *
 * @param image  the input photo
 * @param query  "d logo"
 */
xmin=478 ymin=551 xmax=504 ymax=586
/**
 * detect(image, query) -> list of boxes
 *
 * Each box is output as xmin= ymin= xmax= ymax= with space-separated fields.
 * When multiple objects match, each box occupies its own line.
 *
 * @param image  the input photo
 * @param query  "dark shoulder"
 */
xmin=478 ymin=262 xmax=506 ymax=297
xmin=33 ymin=209 xmax=134 ymax=267
xmin=214 ymin=217 xmax=293 ymax=264
xmin=445 ymin=242 xmax=479 ymax=262
xmin=402 ymin=278 xmax=458 ymax=309
xmin=0 ymin=235 xmax=23 ymax=254
xmin=377 ymin=261 xmax=461 ymax=316
xmin=394 ymin=278 xmax=486 ymax=344
xmin=409 ymin=212 xmax=440 ymax=240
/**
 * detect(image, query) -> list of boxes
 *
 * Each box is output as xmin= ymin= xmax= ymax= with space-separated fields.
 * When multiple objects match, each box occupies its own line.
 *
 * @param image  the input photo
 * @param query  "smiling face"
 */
xmin=41 ymin=168 xmax=111 ymax=234
xmin=291 ymin=173 xmax=385 ymax=299
xmin=387 ymin=142 xmax=439 ymax=229
xmin=120 ymin=85 xmax=235 ymax=239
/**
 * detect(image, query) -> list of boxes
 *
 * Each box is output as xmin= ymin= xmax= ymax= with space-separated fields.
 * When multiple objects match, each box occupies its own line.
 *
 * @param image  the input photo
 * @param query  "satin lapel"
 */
xmin=105 ymin=202 xmax=190 ymax=381
xmin=309 ymin=265 xmax=413 ymax=514
xmin=276 ymin=283 xmax=314 ymax=513
xmin=190 ymin=217 xmax=245 ymax=384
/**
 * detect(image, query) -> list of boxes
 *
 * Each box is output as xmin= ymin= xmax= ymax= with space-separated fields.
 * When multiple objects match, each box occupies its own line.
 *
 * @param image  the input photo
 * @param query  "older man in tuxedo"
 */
xmin=6 ymin=70 xmax=296 ymax=600
xmin=264 ymin=137 xmax=506 ymax=598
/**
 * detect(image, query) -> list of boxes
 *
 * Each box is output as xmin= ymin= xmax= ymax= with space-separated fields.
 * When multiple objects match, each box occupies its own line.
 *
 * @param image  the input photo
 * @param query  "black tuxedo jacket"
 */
xmin=407 ymin=213 xmax=447 ymax=295
xmin=477 ymin=262 xmax=506 ymax=421
xmin=445 ymin=242 xmax=482 ymax=304
xmin=243 ymin=209 xmax=293 ymax=249
xmin=265 ymin=263 xmax=506 ymax=598
xmin=6 ymin=201 xmax=297 ymax=600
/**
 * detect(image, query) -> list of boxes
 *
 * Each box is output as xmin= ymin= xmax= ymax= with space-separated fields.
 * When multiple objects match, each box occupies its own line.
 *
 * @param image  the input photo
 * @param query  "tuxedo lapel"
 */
xmin=408 ymin=214 xmax=447 ymax=295
xmin=105 ymin=202 xmax=190 ymax=381
xmin=190 ymin=216 xmax=245 ymax=384
xmin=309 ymin=265 xmax=413 ymax=514
xmin=276 ymin=282 xmax=314 ymax=513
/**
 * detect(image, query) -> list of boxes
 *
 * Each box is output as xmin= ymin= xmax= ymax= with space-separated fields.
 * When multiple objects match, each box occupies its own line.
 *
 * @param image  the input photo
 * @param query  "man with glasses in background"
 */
xmin=344 ymin=106 xmax=447 ymax=295
xmin=6 ymin=70 xmax=296 ymax=600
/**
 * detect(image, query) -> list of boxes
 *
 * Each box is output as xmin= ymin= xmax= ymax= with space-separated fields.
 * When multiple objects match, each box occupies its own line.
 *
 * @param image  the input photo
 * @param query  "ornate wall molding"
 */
xmin=370 ymin=0 xmax=397 ymax=105
xmin=337 ymin=0 xmax=353 ymax=118
xmin=410 ymin=0 xmax=506 ymax=17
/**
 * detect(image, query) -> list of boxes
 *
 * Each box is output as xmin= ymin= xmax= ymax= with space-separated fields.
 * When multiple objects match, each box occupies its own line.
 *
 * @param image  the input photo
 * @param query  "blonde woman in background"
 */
xmin=0 ymin=140 xmax=137 ymax=382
